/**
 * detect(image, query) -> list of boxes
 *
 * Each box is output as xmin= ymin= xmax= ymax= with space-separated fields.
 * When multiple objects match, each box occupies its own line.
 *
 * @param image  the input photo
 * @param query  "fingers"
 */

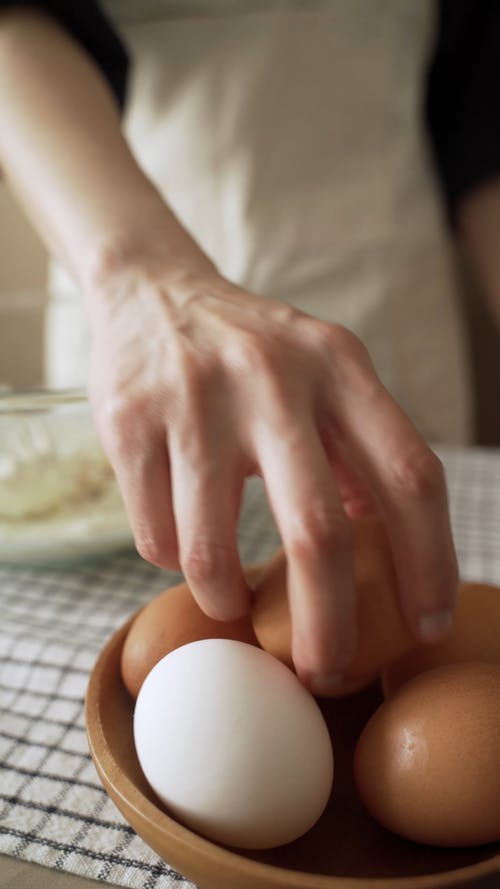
xmin=255 ymin=417 xmax=356 ymax=693
xmin=98 ymin=405 xmax=180 ymax=569
xmin=333 ymin=376 xmax=458 ymax=643
xmin=168 ymin=427 xmax=250 ymax=622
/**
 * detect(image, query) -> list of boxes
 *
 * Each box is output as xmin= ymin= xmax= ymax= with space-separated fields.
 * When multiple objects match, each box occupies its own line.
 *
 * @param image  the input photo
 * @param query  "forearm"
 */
xmin=0 ymin=8 xmax=214 ymax=299
xmin=458 ymin=177 xmax=500 ymax=327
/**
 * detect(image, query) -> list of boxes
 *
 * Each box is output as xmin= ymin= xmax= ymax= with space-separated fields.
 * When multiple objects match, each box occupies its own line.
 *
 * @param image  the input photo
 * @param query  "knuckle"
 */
xmin=230 ymin=329 xmax=277 ymax=375
xmin=96 ymin=390 xmax=154 ymax=455
xmin=389 ymin=448 xmax=445 ymax=502
xmin=93 ymin=391 xmax=132 ymax=434
xmin=181 ymin=540 xmax=231 ymax=588
xmin=288 ymin=504 xmax=352 ymax=561
xmin=316 ymin=322 xmax=362 ymax=358
xmin=136 ymin=535 xmax=177 ymax=569
xmin=314 ymin=322 xmax=379 ymax=392
xmin=272 ymin=301 xmax=301 ymax=326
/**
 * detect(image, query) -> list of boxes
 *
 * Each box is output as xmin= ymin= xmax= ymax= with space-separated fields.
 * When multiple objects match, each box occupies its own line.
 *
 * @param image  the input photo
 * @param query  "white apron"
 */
xmin=46 ymin=0 xmax=472 ymax=443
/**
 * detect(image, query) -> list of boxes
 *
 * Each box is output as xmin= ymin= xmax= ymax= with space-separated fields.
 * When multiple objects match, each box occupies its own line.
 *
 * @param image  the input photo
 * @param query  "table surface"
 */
xmin=2 ymin=446 xmax=500 ymax=889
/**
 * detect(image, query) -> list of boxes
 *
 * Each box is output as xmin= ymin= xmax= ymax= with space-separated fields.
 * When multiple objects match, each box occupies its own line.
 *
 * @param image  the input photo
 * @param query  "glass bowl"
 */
xmin=0 ymin=388 xmax=133 ymax=564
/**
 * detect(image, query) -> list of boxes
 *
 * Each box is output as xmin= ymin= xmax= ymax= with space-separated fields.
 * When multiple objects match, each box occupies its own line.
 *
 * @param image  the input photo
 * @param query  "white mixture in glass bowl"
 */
xmin=0 ymin=392 xmax=132 ymax=563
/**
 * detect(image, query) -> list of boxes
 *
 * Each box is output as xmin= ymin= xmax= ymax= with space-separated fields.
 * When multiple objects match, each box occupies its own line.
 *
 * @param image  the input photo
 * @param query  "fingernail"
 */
xmin=418 ymin=609 xmax=454 ymax=644
xmin=309 ymin=672 xmax=345 ymax=698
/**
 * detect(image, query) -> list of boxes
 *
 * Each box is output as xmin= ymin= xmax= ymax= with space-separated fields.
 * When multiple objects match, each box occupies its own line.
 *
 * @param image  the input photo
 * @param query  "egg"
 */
xmin=354 ymin=661 xmax=500 ymax=846
xmin=251 ymin=516 xmax=415 ymax=695
xmin=382 ymin=582 xmax=500 ymax=698
xmin=121 ymin=569 xmax=261 ymax=698
xmin=134 ymin=638 xmax=334 ymax=849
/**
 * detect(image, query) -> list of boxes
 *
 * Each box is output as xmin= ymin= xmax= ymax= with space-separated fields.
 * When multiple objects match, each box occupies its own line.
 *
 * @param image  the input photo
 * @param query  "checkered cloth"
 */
xmin=2 ymin=448 xmax=500 ymax=888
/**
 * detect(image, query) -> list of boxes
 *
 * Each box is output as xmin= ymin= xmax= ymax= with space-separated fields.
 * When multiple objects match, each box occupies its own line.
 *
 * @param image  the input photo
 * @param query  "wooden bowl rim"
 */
xmin=85 ymin=615 xmax=500 ymax=889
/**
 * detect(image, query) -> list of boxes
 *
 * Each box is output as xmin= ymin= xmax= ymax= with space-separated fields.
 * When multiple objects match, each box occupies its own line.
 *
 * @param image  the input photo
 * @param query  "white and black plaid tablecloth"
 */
xmin=2 ymin=448 xmax=500 ymax=889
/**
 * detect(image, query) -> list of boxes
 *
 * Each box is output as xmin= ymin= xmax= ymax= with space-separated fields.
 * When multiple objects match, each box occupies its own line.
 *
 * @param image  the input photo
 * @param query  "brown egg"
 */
xmin=121 ymin=568 xmax=261 ymax=698
xmin=251 ymin=516 xmax=415 ymax=695
xmin=382 ymin=582 xmax=500 ymax=698
xmin=354 ymin=661 xmax=500 ymax=847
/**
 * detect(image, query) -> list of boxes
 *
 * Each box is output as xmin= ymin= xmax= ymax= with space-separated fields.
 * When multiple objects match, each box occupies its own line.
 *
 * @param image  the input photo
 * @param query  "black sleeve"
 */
xmin=426 ymin=1 xmax=500 ymax=216
xmin=0 ymin=1 xmax=129 ymax=108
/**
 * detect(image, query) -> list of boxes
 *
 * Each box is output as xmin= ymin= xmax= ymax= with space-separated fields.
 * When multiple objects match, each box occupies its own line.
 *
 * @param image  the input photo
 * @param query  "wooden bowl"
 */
xmin=86 ymin=618 xmax=500 ymax=889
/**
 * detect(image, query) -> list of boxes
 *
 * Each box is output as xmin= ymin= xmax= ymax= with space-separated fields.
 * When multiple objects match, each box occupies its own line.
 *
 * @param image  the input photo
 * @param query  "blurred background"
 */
xmin=2 ymin=178 xmax=500 ymax=446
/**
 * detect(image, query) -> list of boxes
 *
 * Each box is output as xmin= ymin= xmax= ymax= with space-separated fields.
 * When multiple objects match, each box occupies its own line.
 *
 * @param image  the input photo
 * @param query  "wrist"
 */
xmin=79 ymin=194 xmax=219 ymax=301
xmin=79 ymin=196 xmax=224 ymax=336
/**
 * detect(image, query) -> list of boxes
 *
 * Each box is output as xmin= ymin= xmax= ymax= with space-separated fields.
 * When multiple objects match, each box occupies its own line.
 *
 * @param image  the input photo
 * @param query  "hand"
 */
xmin=87 ymin=262 xmax=458 ymax=695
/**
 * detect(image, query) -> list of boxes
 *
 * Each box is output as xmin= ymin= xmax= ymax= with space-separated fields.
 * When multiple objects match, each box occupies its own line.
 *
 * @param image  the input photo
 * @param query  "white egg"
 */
xmin=134 ymin=638 xmax=334 ymax=849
